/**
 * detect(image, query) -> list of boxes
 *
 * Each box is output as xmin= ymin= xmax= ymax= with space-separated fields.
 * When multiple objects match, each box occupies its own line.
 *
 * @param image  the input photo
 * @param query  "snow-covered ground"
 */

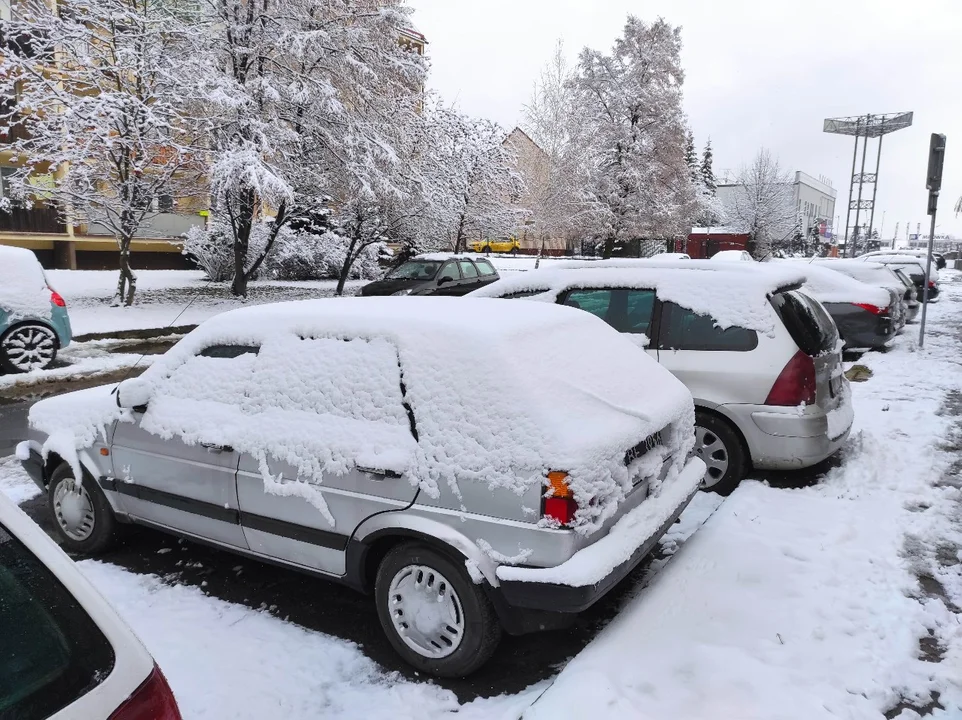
xmin=1 ymin=271 xmax=960 ymax=719
xmin=47 ymin=270 xmax=363 ymax=336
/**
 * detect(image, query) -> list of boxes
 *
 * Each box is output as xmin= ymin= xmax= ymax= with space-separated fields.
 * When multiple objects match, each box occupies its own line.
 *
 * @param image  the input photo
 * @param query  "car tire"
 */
xmin=693 ymin=411 xmax=747 ymax=496
xmin=375 ymin=542 xmax=501 ymax=677
xmin=509 ymin=247 xmax=519 ymax=255
xmin=47 ymin=463 xmax=119 ymax=555
xmin=0 ymin=323 xmax=59 ymax=373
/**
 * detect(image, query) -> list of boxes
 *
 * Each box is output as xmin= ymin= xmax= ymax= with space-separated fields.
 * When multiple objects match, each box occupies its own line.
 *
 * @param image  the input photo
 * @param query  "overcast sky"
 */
xmin=410 ymin=0 xmax=962 ymax=241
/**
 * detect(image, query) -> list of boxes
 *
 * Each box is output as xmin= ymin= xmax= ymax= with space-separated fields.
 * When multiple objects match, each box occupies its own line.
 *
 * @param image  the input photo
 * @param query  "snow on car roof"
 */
xmin=0 ymin=245 xmax=52 ymax=321
xmin=810 ymin=259 xmax=903 ymax=289
xmin=469 ymin=261 xmax=807 ymax=335
xmin=774 ymin=261 xmax=891 ymax=306
xmin=414 ymin=253 xmax=480 ymax=262
xmin=29 ymin=297 xmax=694 ymax=535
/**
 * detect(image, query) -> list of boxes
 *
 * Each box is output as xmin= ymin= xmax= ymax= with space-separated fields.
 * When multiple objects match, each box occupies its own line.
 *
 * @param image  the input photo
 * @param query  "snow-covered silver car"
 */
xmin=19 ymin=298 xmax=703 ymax=677
xmin=471 ymin=261 xmax=854 ymax=495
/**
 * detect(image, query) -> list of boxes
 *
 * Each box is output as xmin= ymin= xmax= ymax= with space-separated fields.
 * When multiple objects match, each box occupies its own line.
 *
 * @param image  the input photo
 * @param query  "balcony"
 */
xmin=0 ymin=204 xmax=66 ymax=234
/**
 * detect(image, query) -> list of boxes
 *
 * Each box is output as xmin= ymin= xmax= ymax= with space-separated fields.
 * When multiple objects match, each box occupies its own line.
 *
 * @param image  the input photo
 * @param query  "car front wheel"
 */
xmin=693 ymin=411 xmax=747 ymax=496
xmin=47 ymin=463 xmax=119 ymax=554
xmin=0 ymin=323 xmax=59 ymax=373
xmin=375 ymin=542 xmax=501 ymax=677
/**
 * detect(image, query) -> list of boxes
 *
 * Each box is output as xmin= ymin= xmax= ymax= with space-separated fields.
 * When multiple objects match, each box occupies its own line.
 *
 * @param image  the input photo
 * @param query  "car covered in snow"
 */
xmin=17 ymin=297 xmax=703 ymax=677
xmin=0 ymin=246 xmax=71 ymax=373
xmin=360 ymin=254 xmax=499 ymax=297
xmin=811 ymin=258 xmax=919 ymax=324
xmin=856 ymin=254 xmax=940 ymax=302
xmin=776 ymin=261 xmax=901 ymax=349
xmin=470 ymin=261 xmax=854 ymax=495
xmin=710 ymin=249 xmax=754 ymax=262
xmin=0 ymin=491 xmax=182 ymax=719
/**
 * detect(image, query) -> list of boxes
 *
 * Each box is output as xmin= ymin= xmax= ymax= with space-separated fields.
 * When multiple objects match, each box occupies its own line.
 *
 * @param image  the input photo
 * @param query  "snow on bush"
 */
xmin=28 ymin=297 xmax=696 ymax=536
xmin=262 ymin=228 xmax=384 ymax=282
xmin=0 ymin=246 xmax=53 ymax=322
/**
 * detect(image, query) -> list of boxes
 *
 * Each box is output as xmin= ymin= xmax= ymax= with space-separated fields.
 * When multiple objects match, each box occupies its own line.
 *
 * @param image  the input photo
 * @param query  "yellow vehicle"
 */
xmin=469 ymin=237 xmax=521 ymax=254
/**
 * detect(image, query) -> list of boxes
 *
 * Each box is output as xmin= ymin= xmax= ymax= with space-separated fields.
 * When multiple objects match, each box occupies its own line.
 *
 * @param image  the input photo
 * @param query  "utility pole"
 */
xmin=919 ymin=133 xmax=946 ymax=349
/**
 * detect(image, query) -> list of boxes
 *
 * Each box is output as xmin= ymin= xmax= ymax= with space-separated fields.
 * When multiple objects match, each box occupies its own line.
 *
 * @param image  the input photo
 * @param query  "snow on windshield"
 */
xmin=387 ymin=260 xmax=441 ymax=280
xmin=28 ymin=297 xmax=695 ymax=535
xmin=0 ymin=246 xmax=52 ymax=321
xmin=470 ymin=262 xmax=807 ymax=336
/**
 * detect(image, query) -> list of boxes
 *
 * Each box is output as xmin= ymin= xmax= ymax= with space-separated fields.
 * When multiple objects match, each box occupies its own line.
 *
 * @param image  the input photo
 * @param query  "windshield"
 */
xmin=386 ymin=261 xmax=442 ymax=281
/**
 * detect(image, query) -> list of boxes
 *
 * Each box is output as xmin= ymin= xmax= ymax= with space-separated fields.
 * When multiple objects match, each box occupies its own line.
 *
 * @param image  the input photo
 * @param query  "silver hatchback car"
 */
xmin=471 ymin=261 xmax=855 ymax=495
xmin=20 ymin=297 xmax=704 ymax=677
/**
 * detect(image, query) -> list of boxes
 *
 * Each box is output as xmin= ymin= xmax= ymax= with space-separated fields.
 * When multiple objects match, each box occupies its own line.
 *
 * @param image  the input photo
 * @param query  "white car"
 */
xmin=710 ymin=250 xmax=754 ymax=262
xmin=649 ymin=252 xmax=691 ymax=261
xmin=470 ymin=261 xmax=853 ymax=495
xmin=0 ymin=492 xmax=182 ymax=719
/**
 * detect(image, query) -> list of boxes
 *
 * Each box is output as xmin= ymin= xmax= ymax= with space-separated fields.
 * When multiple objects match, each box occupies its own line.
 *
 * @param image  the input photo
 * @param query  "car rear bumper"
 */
xmin=493 ymin=458 xmax=703 ymax=614
xmin=729 ymin=400 xmax=852 ymax=470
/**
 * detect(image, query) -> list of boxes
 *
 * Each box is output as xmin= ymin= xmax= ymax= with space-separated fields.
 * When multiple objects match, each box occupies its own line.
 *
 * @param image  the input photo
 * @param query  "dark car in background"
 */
xmin=360 ymin=255 xmax=500 ymax=297
xmin=859 ymin=255 xmax=939 ymax=302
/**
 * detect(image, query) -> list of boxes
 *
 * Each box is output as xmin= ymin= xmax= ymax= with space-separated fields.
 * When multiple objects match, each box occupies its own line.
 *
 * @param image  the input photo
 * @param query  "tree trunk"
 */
xmin=230 ymin=188 xmax=256 ymax=298
xmin=118 ymin=238 xmax=137 ymax=307
xmin=336 ymin=235 xmax=360 ymax=296
xmin=602 ymin=236 xmax=615 ymax=259
xmin=244 ymin=200 xmax=287 ymax=282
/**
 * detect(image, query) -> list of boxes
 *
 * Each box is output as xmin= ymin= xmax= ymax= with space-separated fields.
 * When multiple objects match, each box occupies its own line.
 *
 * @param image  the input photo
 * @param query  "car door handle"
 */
xmin=201 ymin=442 xmax=233 ymax=453
xmin=357 ymin=465 xmax=402 ymax=480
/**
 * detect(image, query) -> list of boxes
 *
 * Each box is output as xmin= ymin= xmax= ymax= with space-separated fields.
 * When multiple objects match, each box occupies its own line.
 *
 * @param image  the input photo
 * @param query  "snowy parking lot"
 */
xmin=1 ymin=272 xmax=960 ymax=719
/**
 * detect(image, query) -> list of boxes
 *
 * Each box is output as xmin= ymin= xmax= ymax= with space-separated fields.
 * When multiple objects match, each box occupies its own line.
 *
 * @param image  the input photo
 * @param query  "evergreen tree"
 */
xmin=684 ymin=130 xmax=698 ymax=182
xmin=701 ymin=139 xmax=717 ymax=195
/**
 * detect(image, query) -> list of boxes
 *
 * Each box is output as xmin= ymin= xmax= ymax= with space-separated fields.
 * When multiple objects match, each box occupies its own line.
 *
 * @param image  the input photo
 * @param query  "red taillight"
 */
xmin=48 ymin=287 xmax=66 ymax=307
xmin=928 ymin=280 xmax=936 ymax=289
xmin=853 ymin=303 xmax=886 ymax=315
xmin=765 ymin=350 xmax=817 ymax=407
xmin=109 ymin=665 xmax=182 ymax=720
xmin=542 ymin=471 xmax=578 ymax=526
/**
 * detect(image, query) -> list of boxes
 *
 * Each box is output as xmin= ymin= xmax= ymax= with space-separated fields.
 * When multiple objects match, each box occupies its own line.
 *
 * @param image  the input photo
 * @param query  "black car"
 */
xmin=361 ymin=255 xmax=500 ymax=297
xmin=891 ymin=268 xmax=921 ymax=322
xmin=873 ymin=259 xmax=940 ymax=302
xmin=821 ymin=301 xmax=898 ymax=350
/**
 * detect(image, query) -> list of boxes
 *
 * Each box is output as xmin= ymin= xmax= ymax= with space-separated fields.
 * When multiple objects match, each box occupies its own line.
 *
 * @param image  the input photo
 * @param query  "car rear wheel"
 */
xmin=48 ymin=464 xmax=119 ymax=555
xmin=0 ymin=323 xmax=59 ymax=373
xmin=694 ymin=411 xmax=746 ymax=496
xmin=375 ymin=542 xmax=501 ymax=677
xmin=509 ymin=247 xmax=519 ymax=255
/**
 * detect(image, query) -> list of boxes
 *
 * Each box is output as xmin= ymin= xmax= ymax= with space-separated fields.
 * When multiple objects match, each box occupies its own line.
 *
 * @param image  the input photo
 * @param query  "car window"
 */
xmin=159 ymin=347 xmax=260 ymax=405
xmin=385 ymin=261 xmax=441 ymax=280
xmin=660 ymin=302 xmax=757 ymax=352
xmin=769 ymin=290 xmax=837 ymax=356
xmin=244 ymin=336 xmax=409 ymax=426
xmin=619 ymin=290 xmax=656 ymax=335
xmin=563 ymin=289 xmax=611 ymax=319
xmin=438 ymin=262 xmax=461 ymax=282
xmin=474 ymin=259 xmax=497 ymax=276
xmin=0 ymin=522 xmax=116 ymax=720
xmin=199 ymin=345 xmax=260 ymax=359
xmin=458 ymin=260 xmax=479 ymax=279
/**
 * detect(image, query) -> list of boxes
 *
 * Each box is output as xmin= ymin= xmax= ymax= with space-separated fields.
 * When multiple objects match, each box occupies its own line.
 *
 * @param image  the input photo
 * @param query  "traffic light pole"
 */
xmin=919 ymin=133 xmax=946 ymax=349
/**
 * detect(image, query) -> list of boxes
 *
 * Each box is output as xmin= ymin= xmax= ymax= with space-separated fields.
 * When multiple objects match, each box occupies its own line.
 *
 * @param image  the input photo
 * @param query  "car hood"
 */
xmin=360 ymin=278 xmax=432 ymax=296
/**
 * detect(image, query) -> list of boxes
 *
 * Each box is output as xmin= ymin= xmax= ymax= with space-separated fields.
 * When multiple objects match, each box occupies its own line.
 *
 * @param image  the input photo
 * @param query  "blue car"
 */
xmin=0 ymin=246 xmax=71 ymax=373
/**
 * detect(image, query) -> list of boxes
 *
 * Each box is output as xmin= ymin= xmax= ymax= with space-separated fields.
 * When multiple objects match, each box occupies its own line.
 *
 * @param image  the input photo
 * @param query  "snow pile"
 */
xmin=0 ymin=246 xmax=52 ymax=322
xmin=29 ymin=297 xmax=695 ymax=535
xmin=78 ymin=560 xmax=545 ymax=720
xmin=470 ymin=262 xmax=807 ymax=335
xmin=776 ymin=260 xmax=891 ymax=307
xmin=0 ymin=455 xmax=42 ymax=504
xmin=525 ymin=275 xmax=962 ymax=718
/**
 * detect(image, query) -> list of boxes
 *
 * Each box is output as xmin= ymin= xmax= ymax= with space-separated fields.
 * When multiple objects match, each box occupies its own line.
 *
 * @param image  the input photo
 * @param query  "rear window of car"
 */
xmin=770 ymin=290 xmax=837 ymax=356
xmin=659 ymin=302 xmax=757 ymax=352
xmin=0 ymin=522 xmax=115 ymax=719
xmin=474 ymin=259 xmax=497 ymax=276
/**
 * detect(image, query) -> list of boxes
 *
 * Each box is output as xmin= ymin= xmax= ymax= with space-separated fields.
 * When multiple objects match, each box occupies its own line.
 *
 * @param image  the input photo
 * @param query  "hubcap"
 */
xmin=694 ymin=426 xmax=729 ymax=488
xmin=3 ymin=325 xmax=56 ymax=371
xmin=388 ymin=564 xmax=465 ymax=659
xmin=53 ymin=476 xmax=96 ymax=542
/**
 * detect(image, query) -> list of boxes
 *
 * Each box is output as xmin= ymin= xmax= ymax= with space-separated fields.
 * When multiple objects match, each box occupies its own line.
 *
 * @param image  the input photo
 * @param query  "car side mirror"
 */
xmin=116 ymin=378 xmax=150 ymax=410
xmin=437 ymin=276 xmax=453 ymax=285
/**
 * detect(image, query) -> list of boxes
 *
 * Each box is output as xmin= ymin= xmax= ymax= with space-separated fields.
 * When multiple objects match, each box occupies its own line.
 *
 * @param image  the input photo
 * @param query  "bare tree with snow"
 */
xmin=0 ymin=0 xmax=208 ymax=305
xmin=413 ymin=106 xmax=524 ymax=253
xmin=567 ymin=16 xmax=698 ymax=258
xmin=198 ymin=0 xmax=426 ymax=296
xmin=724 ymin=149 xmax=797 ymax=260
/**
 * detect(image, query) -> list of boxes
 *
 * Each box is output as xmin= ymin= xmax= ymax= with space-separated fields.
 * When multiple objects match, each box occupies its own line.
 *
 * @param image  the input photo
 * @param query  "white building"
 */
xmin=717 ymin=171 xmax=838 ymax=241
